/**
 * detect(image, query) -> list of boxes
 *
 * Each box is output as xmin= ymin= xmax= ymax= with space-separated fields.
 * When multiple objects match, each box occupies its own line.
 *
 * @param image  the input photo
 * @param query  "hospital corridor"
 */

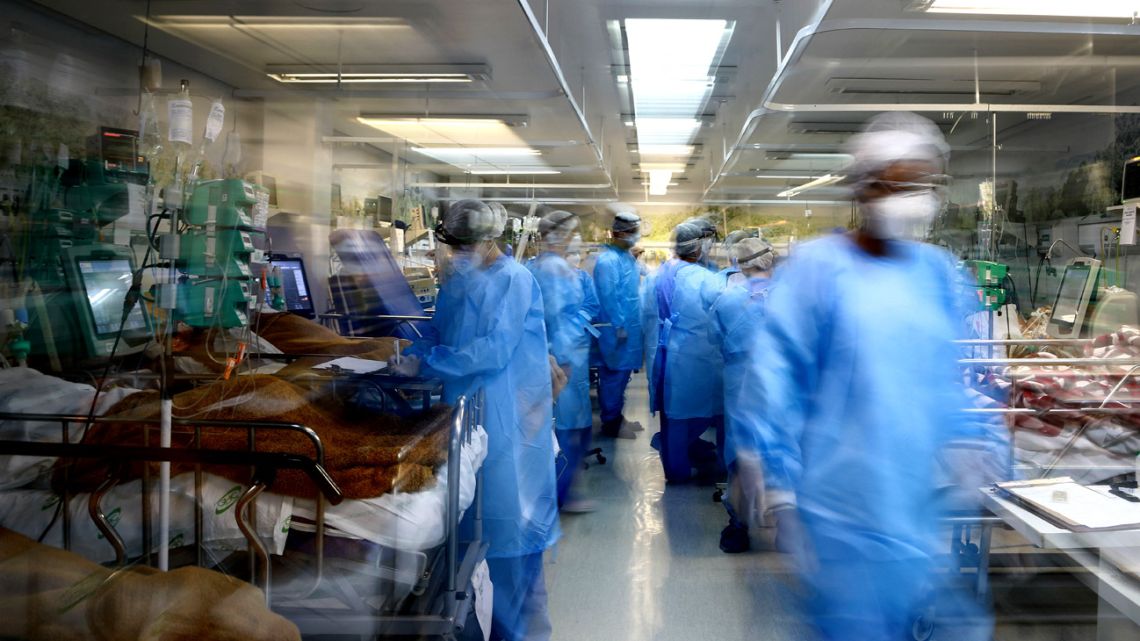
xmin=546 ymin=372 xmax=807 ymax=641
xmin=4 ymin=0 xmax=1140 ymax=640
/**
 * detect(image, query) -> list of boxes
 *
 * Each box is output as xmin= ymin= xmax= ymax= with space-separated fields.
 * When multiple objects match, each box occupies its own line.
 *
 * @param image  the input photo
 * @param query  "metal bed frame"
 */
xmin=946 ymin=337 xmax=1140 ymax=606
xmin=0 ymin=387 xmax=486 ymax=640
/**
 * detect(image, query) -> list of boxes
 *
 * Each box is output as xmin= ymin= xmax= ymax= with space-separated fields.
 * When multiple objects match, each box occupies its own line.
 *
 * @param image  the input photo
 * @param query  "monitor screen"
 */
xmin=270 ymin=259 xmax=314 ymax=315
xmin=1124 ymin=156 xmax=1140 ymax=203
xmin=77 ymin=259 xmax=147 ymax=337
xmin=1052 ymin=263 xmax=1093 ymax=329
xmin=378 ymin=196 xmax=393 ymax=223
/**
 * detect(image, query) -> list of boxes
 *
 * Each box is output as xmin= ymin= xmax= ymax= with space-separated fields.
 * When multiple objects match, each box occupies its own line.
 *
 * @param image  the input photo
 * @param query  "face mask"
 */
xmin=568 ymin=253 xmax=582 ymax=268
xmin=863 ymin=190 xmax=941 ymax=241
xmin=616 ymin=231 xmax=640 ymax=246
xmin=447 ymin=249 xmax=480 ymax=276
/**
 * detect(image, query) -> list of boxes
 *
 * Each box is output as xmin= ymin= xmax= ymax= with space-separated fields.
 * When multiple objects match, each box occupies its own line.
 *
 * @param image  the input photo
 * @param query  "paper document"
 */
xmin=312 ymin=357 xmax=388 ymax=374
xmin=997 ymin=478 xmax=1140 ymax=531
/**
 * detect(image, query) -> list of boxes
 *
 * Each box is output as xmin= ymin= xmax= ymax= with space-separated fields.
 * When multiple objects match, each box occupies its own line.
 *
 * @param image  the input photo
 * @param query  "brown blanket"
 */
xmin=54 ymin=375 xmax=450 ymax=500
xmin=0 ymin=527 xmax=300 ymax=641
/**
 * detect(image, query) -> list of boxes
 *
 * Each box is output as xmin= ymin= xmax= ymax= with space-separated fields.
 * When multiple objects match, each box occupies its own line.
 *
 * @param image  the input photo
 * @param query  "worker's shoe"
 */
xmin=719 ymin=522 xmax=750 ymax=553
xmin=623 ymin=418 xmax=645 ymax=432
xmin=601 ymin=418 xmax=637 ymax=439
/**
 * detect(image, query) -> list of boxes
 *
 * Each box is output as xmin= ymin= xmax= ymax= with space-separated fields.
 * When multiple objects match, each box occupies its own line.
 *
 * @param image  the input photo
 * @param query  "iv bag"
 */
xmin=138 ymin=91 xmax=163 ymax=160
xmin=221 ymin=130 xmax=243 ymax=178
xmin=204 ymin=99 xmax=225 ymax=144
xmin=168 ymin=92 xmax=192 ymax=145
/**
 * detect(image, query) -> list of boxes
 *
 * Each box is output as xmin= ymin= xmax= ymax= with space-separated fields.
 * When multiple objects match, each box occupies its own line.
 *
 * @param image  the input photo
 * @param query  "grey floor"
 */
xmin=543 ymin=372 xmax=1102 ymax=641
xmin=545 ymin=372 xmax=811 ymax=641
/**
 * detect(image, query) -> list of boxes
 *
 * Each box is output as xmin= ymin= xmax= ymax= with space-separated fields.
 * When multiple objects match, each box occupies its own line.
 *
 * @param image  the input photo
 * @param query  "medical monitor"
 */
xmin=1124 ymin=155 xmax=1140 ymax=204
xmin=1047 ymin=257 xmax=1101 ymax=339
xmin=61 ymin=244 xmax=151 ymax=361
xmin=268 ymin=255 xmax=315 ymax=318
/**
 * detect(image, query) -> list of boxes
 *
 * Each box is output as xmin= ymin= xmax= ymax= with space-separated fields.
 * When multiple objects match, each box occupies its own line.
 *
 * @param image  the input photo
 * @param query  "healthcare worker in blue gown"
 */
xmin=658 ymin=220 xmax=727 ymax=484
xmin=391 ymin=199 xmax=560 ymax=641
xmin=709 ymin=237 xmax=775 ymax=553
xmin=528 ymin=212 xmax=599 ymax=513
xmin=649 ymin=217 xmax=718 ymax=423
xmin=716 ymin=229 xmax=757 ymax=289
xmin=740 ymin=113 xmax=992 ymax=641
xmin=592 ymin=207 xmax=644 ymax=439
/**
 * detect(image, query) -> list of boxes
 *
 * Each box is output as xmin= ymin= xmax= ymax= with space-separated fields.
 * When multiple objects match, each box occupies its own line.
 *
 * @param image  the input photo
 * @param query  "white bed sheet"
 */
xmin=289 ymin=425 xmax=488 ymax=551
xmin=0 ymin=471 xmax=292 ymax=564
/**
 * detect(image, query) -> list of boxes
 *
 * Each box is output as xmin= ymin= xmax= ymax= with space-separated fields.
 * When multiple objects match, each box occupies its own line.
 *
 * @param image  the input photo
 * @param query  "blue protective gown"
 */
xmin=710 ymin=275 xmax=770 ymax=468
xmin=650 ymin=258 xmax=685 ymax=414
xmin=529 ymin=252 xmax=595 ymax=432
xmin=663 ymin=263 xmax=726 ymax=419
xmin=408 ymin=255 xmax=560 ymax=559
xmin=639 ymin=270 xmax=660 ymax=413
xmin=740 ymin=234 xmax=988 ymax=640
xmin=592 ymin=244 xmax=643 ymax=426
xmin=592 ymin=244 xmax=643 ymax=371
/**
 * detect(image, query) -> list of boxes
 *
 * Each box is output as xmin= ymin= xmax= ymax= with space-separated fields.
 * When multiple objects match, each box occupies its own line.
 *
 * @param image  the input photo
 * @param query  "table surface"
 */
xmin=981 ymin=486 xmax=1140 ymax=550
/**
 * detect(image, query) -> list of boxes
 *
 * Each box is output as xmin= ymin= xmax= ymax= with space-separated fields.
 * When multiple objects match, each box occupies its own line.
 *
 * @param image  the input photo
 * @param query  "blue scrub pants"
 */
xmin=554 ymin=427 xmax=591 ymax=506
xmin=487 ymin=552 xmax=552 ymax=641
xmin=597 ymin=364 xmax=632 ymax=429
xmin=806 ymin=558 xmax=930 ymax=641
xmin=659 ymin=415 xmax=724 ymax=482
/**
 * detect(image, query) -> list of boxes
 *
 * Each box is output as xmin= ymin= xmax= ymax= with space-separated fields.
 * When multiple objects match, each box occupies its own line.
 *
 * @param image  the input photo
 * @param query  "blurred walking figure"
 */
xmin=742 ymin=113 xmax=991 ymax=641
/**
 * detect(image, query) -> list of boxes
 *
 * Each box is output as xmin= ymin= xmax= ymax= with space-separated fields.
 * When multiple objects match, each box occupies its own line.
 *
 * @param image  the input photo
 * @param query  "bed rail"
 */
xmin=0 ymin=436 xmax=342 ymax=603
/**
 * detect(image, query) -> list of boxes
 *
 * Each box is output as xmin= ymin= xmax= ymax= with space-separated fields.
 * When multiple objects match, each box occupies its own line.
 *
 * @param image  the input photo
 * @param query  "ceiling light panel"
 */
xmin=358 ymin=115 xmax=527 ymax=146
xmin=910 ymin=0 xmax=1139 ymax=19
xmin=410 ymin=147 xmax=555 ymax=174
xmin=145 ymin=16 xmax=410 ymax=29
xmin=267 ymin=64 xmax=490 ymax=85
xmin=623 ymin=18 xmax=735 ymax=195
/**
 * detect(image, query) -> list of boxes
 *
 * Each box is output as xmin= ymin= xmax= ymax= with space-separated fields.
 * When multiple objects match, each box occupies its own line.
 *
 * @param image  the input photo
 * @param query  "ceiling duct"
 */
xmin=826 ymin=77 xmax=1041 ymax=96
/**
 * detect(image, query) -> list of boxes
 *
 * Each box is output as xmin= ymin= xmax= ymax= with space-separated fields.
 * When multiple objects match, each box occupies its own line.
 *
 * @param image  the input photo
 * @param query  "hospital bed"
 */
xmin=0 ymin=377 xmax=489 ymax=640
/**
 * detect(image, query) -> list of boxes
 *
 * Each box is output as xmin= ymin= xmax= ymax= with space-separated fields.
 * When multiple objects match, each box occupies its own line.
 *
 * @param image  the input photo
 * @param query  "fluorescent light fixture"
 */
xmin=145 ymin=15 xmax=409 ymax=29
xmin=358 ymin=114 xmax=528 ymax=127
xmin=413 ymin=147 xmax=541 ymax=157
xmin=467 ymin=169 xmax=562 ymax=175
xmin=639 ymin=162 xmax=688 ymax=171
xmin=623 ymin=18 xmax=734 ymax=196
xmin=638 ymin=144 xmax=696 ymax=157
xmin=648 ymin=170 xmax=673 ymax=196
xmin=267 ymin=64 xmax=490 ymax=85
xmin=357 ymin=114 xmax=528 ymax=146
xmin=625 ymin=20 xmax=731 ymax=121
xmin=910 ymin=0 xmax=1139 ymax=18
xmin=776 ymin=174 xmax=847 ymax=198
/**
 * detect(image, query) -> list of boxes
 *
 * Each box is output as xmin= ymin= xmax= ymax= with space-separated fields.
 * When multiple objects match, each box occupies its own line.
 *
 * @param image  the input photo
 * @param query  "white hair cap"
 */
xmin=735 ymin=237 xmax=774 ymax=272
xmin=845 ymin=112 xmax=950 ymax=187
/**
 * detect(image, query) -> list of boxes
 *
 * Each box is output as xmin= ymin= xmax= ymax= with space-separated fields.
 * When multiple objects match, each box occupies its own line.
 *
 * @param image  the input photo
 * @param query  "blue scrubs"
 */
xmin=529 ymin=253 xmax=598 ymax=505
xmin=710 ymin=275 xmax=770 ymax=468
xmin=407 ymin=255 xmax=559 ymax=641
xmin=592 ymin=244 xmax=643 ymax=430
xmin=710 ymin=276 xmax=770 ymax=530
xmin=659 ymin=262 xmax=726 ymax=481
xmin=740 ymin=234 xmax=990 ymax=640
xmin=650 ymin=258 xmax=685 ymax=415
xmin=639 ymin=270 xmax=660 ymax=413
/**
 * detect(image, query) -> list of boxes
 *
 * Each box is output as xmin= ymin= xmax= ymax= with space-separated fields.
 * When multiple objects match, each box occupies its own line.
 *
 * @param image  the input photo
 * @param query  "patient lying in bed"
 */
xmin=56 ymin=374 xmax=452 ymax=501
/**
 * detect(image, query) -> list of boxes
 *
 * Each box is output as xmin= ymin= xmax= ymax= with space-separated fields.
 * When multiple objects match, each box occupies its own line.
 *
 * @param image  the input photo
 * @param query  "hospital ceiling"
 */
xmin=24 ymin=0 xmax=1140 ymax=210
